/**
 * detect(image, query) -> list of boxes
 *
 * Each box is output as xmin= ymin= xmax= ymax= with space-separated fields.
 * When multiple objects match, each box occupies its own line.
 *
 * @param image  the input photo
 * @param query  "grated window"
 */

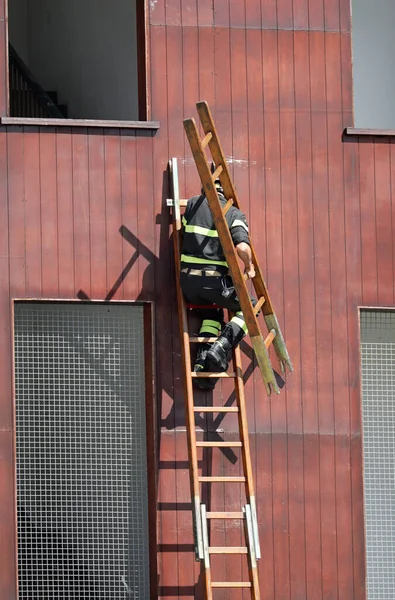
xmin=14 ymin=302 xmax=150 ymax=599
xmin=361 ymin=309 xmax=395 ymax=600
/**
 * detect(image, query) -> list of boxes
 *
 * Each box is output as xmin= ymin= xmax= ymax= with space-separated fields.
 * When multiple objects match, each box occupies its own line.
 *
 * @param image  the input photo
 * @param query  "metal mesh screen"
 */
xmin=361 ymin=309 xmax=395 ymax=600
xmin=14 ymin=302 xmax=150 ymax=599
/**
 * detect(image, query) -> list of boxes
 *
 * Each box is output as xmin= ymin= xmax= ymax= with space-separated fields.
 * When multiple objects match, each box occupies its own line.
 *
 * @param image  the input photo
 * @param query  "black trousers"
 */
xmin=180 ymin=272 xmax=253 ymax=346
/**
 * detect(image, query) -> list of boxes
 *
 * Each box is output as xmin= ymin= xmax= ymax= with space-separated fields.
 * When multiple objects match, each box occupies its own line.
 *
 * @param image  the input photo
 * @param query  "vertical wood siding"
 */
xmin=0 ymin=0 xmax=391 ymax=598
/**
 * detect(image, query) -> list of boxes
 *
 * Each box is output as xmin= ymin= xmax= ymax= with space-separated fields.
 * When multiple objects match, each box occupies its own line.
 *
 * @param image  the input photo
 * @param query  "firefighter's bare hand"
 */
xmin=246 ymin=265 xmax=256 ymax=279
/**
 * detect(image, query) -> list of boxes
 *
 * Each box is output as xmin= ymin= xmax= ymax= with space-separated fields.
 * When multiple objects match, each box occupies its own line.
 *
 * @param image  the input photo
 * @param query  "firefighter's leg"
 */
xmin=193 ymin=308 xmax=224 ymax=390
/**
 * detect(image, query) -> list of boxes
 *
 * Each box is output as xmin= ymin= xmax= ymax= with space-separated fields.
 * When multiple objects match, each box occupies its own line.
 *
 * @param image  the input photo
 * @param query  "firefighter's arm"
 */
xmin=236 ymin=242 xmax=255 ymax=279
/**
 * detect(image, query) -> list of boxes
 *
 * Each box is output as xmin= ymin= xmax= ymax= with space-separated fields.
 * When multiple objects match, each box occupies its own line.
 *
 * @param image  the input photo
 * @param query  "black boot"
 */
xmin=193 ymin=343 xmax=216 ymax=390
xmin=206 ymin=336 xmax=232 ymax=372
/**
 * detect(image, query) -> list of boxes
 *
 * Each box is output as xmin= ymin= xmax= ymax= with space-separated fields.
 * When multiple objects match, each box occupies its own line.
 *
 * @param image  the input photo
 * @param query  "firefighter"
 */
xmin=180 ymin=172 xmax=256 ymax=390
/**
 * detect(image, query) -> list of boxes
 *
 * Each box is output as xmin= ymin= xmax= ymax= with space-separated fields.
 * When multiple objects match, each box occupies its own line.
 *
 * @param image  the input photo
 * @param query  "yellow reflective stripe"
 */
xmin=231 ymin=219 xmax=249 ymax=232
xmin=182 ymin=216 xmax=187 ymax=227
xmin=232 ymin=315 xmax=248 ymax=334
xmin=184 ymin=224 xmax=218 ymax=237
xmin=199 ymin=325 xmax=220 ymax=336
xmin=181 ymin=254 xmax=228 ymax=267
xmin=201 ymin=319 xmax=221 ymax=331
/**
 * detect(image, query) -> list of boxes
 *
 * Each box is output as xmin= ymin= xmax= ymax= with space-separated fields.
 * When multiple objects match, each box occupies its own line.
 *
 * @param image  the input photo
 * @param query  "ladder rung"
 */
xmin=265 ymin=328 xmax=277 ymax=349
xmin=212 ymin=582 xmax=252 ymax=588
xmin=253 ymin=296 xmax=266 ymax=315
xmin=209 ymin=546 xmax=248 ymax=554
xmin=222 ymin=198 xmax=234 ymax=215
xmin=189 ymin=336 xmax=217 ymax=343
xmin=206 ymin=511 xmax=244 ymax=519
xmin=193 ymin=406 xmax=239 ymax=413
xmin=192 ymin=371 xmax=236 ymax=378
xmin=212 ymin=165 xmax=223 ymax=180
xmin=201 ymin=131 xmax=212 ymax=148
xmin=196 ymin=441 xmax=242 ymax=448
xmin=199 ymin=476 xmax=246 ymax=482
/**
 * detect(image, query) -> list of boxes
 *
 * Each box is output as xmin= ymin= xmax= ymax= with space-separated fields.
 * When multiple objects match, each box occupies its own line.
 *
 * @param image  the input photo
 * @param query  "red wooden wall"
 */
xmin=0 ymin=0 xmax=393 ymax=598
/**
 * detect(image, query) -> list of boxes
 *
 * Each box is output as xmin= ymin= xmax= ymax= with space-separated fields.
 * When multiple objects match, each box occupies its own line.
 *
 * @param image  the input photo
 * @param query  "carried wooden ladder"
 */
xmin=183 ymin=100 xmax=293 ymax=396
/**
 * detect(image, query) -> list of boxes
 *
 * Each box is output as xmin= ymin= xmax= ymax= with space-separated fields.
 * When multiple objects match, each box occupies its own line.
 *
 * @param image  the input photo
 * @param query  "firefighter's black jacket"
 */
xmin=181 ymin=193 xmax=250 ymax=273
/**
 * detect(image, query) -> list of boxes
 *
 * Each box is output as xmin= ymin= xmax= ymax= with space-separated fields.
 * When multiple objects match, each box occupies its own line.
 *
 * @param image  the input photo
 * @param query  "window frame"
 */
xmin=3 ymin=0 xmax=159 ymax=129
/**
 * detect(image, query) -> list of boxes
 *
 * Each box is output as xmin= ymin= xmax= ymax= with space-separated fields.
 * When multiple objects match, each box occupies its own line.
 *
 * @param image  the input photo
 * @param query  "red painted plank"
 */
xmin=0 ymin=431 xmax=17 ymax=600
xmin=294 ymin=31 xmax=310 ymax=112
xmin=157 ymin=432 xmax=179 ymax=600
xmin=320 ymin=435 xmax=338 ymax=599
xmin=342 ymin=139 xmax=362 ymax=437
xmin=88 ymin=130 xmax=107 ymax=299
xmin=327 ymin=110 xmax=350 ymax=435
xmin=245 ymin=0 xmax=261 ymax=29
xmin=39 ymin=127 xmax=58 ymax=296
xmin=0 ymin=0 xmax=5 ymax=20
xmin=277 ymin=0 xmax=293 ymax=30
xmin=358 ymin=141 xmax=378 ymax=305
xmin=174 ymin=431 xmax=198 ymax=599
xmin=309 ymin=32 xmax=327 ymax=113
xmin=165 ymin=0 xmax=181 ymax=26
xmin=213 ymin=26 xmax=231 ymax=155
xmin=278 ymin=30 xmax=295 ymax=111
xmin=335 ymin=435 xmax=354 ymax=599
xmin=56 ymin=129 xmax=74 ymax=298
xmin=374 ymin=142 xmax=393 ymax=306
xmin=261 ymin=0 xmax=278 ymax=29
xmin=197 ymin=0 xmax=214 ymax=27
xmin=287 ymin=435 xmax=307 ymax=600
xmin=0 ymin=126 xmax=12 ymax=430
xmin=304 ymin=435 xmax=323 ymax=599
xmin=23 ymin=129 xmax=42 ymax=298
xmin=120 ymin=130 xmax=138 ymax=300
xmin=229 ymin=0 xmax=245 ymax=27
xmin=7 ymin=127 xmax=25 ymax=298
xmin=0 ymin=24 xmax=7 ymax=117
xmin=293 ymin=0 xmax=309 ymax=30
xmin=182 ymin=26 xmax=200 ymax=198
xmin=324 ymin=0 xmax=340 ymax=31
xmin=311 ymin=110 xmax=334 ymax=433
xmin=308 ymin=0 xmax=325 ymax=30
xmin=149 ymin=0 xmax=166 ymax=26
xmin=340 ymin=0 xmax=351 ymax=32
xmin=271 ymin=434 xmax=290 ymax=599
xmin=72 ymin=129 xmax=91 ymax=298
xmin=350 ymin=435 xmax=366 ymax=600
xmin=255 ymin=434 xmax=275 ymax=600
xmin=181 ymin=0 xmax=197 ymax=26
xmin=325 ymin=33 xmax=342 ymax=112
xmin=391 ymin=140 xmax=395 ymax=305
xmin=214 ymin=0 xmax=230 ymax=27
xmin=340 ymin=33 xmax=353 ymax=117
xmin=136 ymin=131 xmax=155 ymax=300
xmin=104 ymin=132 xmax=123 ymax=300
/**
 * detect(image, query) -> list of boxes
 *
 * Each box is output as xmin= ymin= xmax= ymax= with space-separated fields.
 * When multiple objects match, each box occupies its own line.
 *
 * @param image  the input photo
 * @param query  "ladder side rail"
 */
xmin=183 ymin=120 xmax=280 ymax=394
xmin=169 ymin=158 xmax=204 ymax=560
xmin=196 ymin=101 xmax=293 ymax=373
xmin=232 ymin=338 xmax=261 ymax=560
xmin=196 ymin=100 xmax=275 ymax=316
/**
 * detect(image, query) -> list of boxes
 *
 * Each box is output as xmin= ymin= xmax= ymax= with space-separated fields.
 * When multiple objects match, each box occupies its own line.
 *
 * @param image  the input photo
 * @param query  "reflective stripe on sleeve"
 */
xmin=231 ymin=219 xmax=249 ymax=232
xmin=200 ymin=319 xmax=222 ymax=334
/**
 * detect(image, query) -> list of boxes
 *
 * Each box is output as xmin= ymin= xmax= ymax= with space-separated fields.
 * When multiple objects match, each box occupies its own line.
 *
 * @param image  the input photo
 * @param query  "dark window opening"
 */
xmin=7 ymin=0 xmax=147 ymax=121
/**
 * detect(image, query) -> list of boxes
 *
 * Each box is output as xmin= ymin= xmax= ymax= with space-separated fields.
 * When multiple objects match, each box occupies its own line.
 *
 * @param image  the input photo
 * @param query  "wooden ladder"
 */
xmin=168 ymin=157 xmax=262 ymax=599
xmin=183 ymin=100 xmax=293 ymax=395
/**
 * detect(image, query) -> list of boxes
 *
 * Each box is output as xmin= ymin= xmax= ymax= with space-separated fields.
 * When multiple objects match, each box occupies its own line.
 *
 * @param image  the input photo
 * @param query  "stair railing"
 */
xmin=8 ymin=43 xmax=65 ymax=118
